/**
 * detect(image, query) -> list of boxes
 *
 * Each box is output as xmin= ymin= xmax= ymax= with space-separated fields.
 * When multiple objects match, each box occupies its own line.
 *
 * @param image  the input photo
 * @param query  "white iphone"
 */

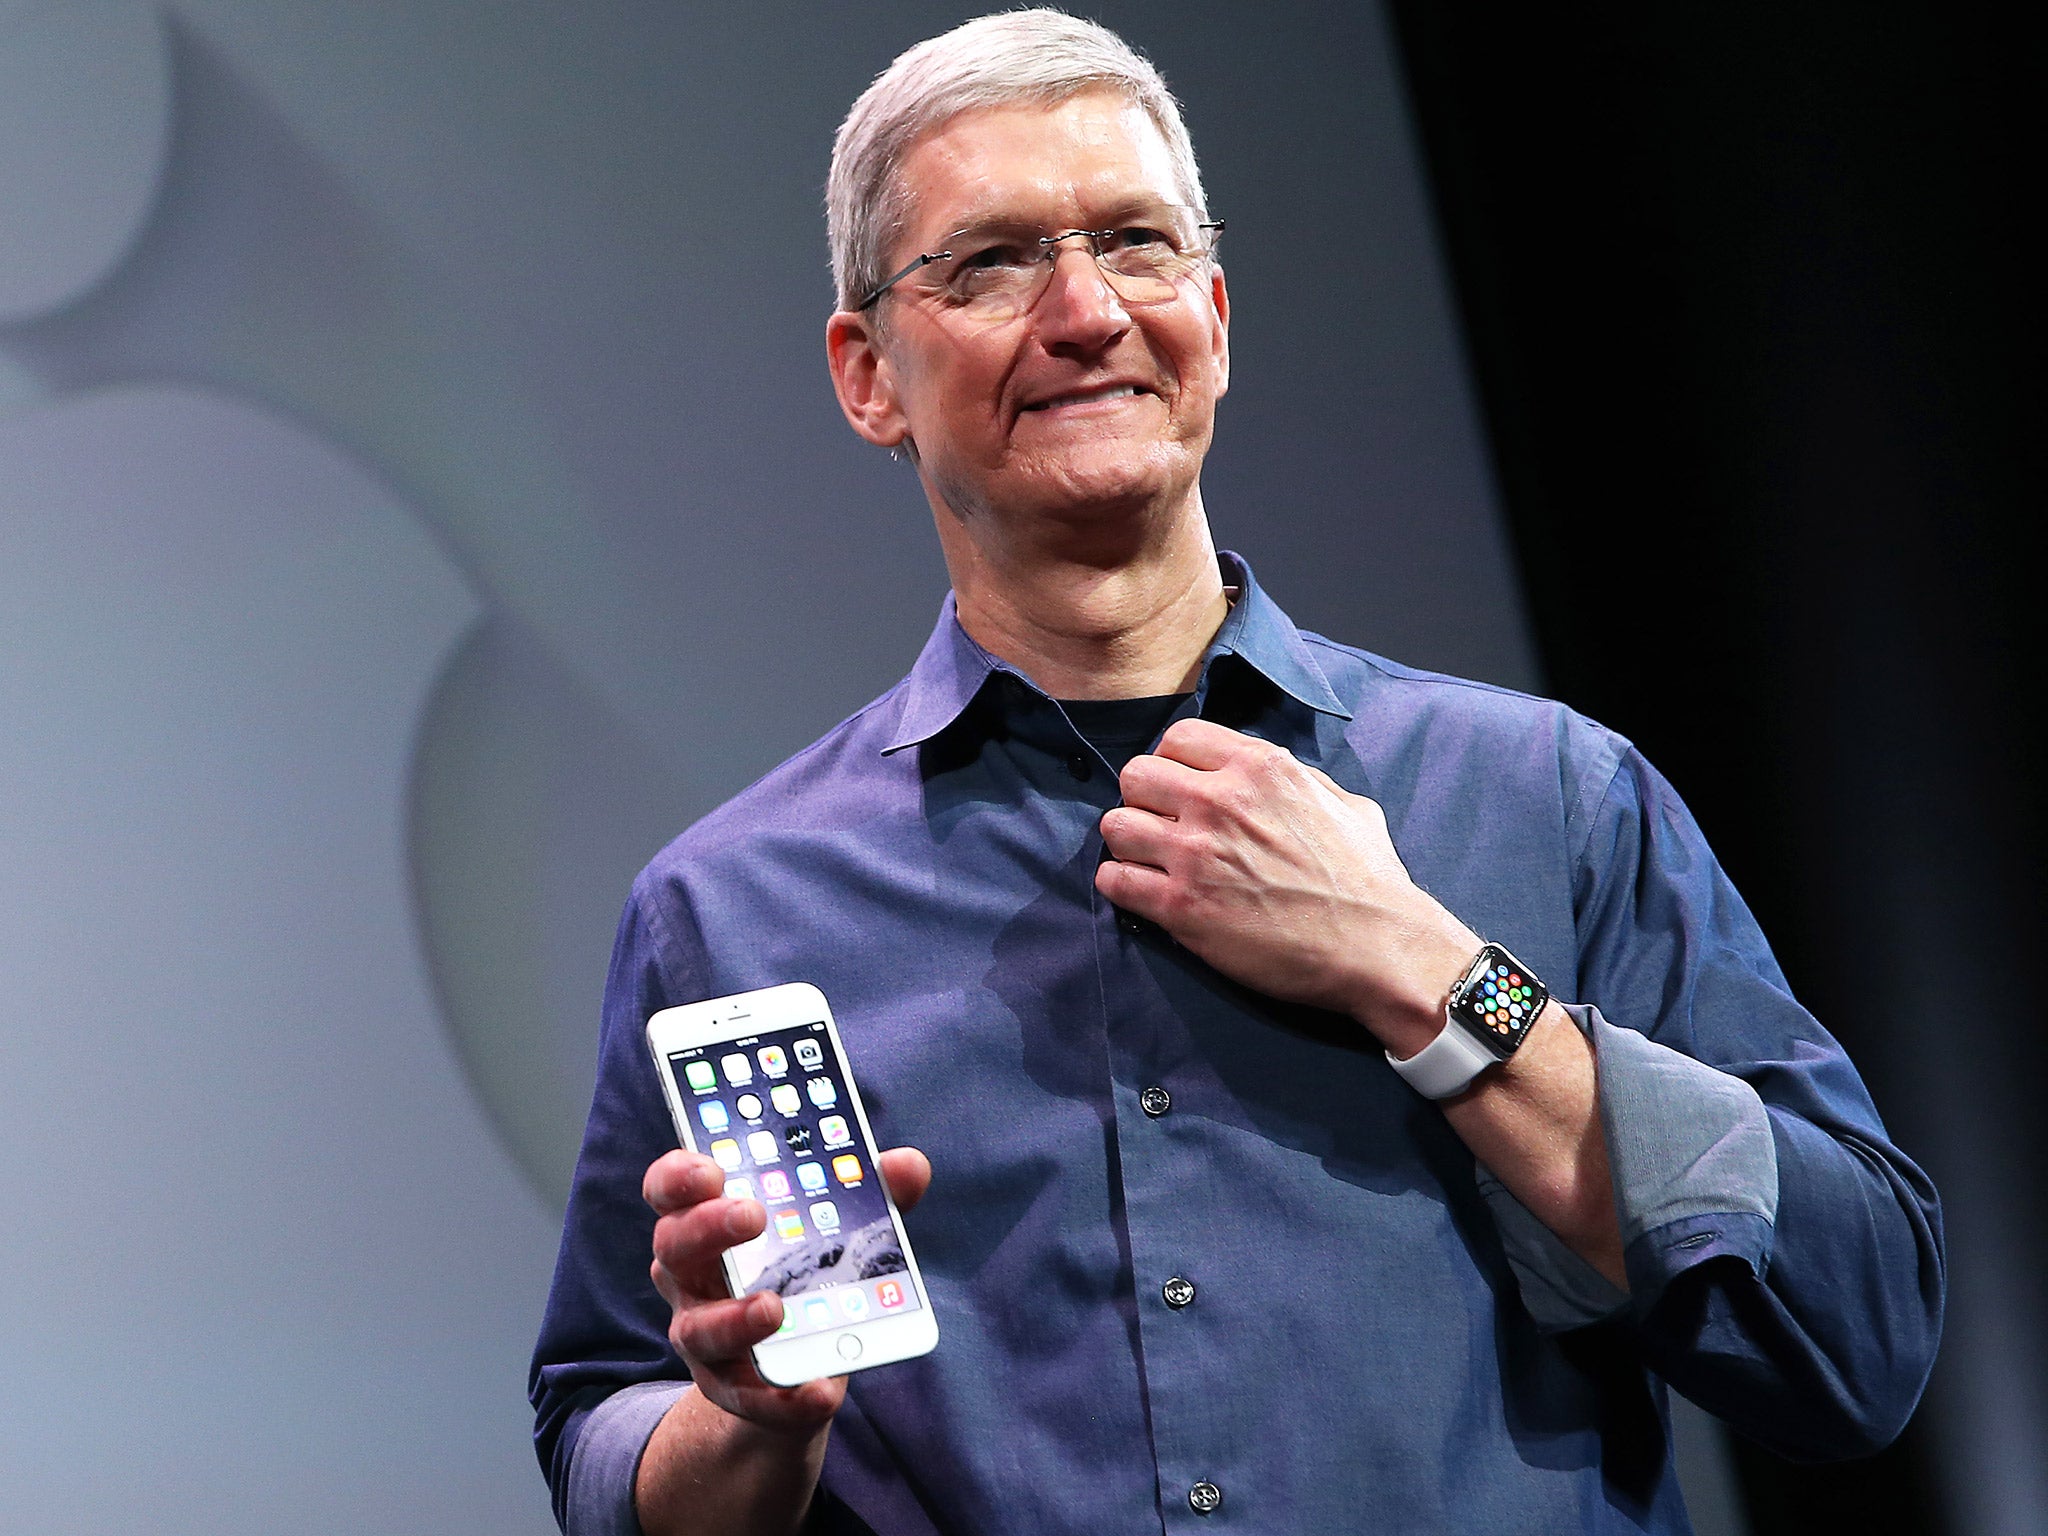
xmin=645 ymin=982 xmax=939 ymax=1386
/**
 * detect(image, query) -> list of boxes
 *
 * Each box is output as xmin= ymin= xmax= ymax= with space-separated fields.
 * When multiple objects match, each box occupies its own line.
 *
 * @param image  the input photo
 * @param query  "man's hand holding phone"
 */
xmin=643 ymin=1144 xmax=933 ymax=1429
xmin=637 ymin=985 xmax=935 ymax=1532
xmin=633 ymin=1145 xmax=933 ymax=1536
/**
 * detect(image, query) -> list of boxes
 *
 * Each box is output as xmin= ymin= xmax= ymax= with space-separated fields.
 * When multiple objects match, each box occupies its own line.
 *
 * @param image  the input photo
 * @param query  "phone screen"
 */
xmin=665 ymin=1019 xmax=924 ymax=1338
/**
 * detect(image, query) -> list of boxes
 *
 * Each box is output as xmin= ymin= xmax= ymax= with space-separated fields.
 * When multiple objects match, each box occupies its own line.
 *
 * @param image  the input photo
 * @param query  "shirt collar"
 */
xmin=880 ymin=552 xmax=1350 ymax=755
xmin=1200 ymin=550 xmax=1354 ymax=721
xmin=880 ymin=591 xmax=1005 ymax=755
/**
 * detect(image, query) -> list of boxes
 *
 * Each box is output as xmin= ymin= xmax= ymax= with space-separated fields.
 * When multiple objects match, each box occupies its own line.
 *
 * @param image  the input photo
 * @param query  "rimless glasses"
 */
xmin=856 ymin=204 xmax=1224 ymax=323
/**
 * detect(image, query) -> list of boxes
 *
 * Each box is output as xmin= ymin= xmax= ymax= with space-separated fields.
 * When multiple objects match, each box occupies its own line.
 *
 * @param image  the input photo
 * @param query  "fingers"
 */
xmin=1123 ymin=722 xmax=1308 ymax=820
xmin=877 ymin=1146 xmax=932 ymax=1212
xmin=1099 ymin=801 xmax=1179 ymax=871
xmin=644 ymin=1148 xmax=724 ymax=1214
xmin=669 ymin=1289 xmax=784 ymax=1370
xmin=1115 ymin=750 xmax=1205 ymax=815
xmin=640 ymin=1151 xmax=855 ymax=1431
xmin=1149 ymin=716 xmax=1257 ymax=770
xmin=1095 ymin=854 xmax=1174 ymax=920
xmin=647 ymin=1152 xmax=740 ymax=1284
xmin=646 ymin=1149 xmax=770 ymax=1319
xmin=1105 ymin=725 xmax=1273 ymax=908
xmin=652 ymin=1189 xmax=764 ymax=1288
xmin=644 ymin=1185 xmax=780 ymax=1381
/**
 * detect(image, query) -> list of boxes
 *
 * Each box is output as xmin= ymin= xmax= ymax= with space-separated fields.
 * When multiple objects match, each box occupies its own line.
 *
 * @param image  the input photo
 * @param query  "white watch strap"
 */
xmin=1386 ymin=1015 xmax=1500 ymax=1100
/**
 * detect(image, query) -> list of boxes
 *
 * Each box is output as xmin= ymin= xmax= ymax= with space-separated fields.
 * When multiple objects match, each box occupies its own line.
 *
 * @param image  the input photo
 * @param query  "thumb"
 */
xmin=877 ymin=1146 xmax=932 ymax=1212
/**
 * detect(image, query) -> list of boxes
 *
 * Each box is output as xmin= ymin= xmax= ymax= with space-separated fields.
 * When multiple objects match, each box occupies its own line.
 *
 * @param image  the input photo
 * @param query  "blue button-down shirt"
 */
xmin=532 ymin=555 xmax=1941 ymax=1534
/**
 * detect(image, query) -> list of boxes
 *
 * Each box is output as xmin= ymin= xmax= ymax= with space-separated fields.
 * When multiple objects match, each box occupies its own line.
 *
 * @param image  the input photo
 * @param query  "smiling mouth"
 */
xmin=1021 ymin=384 xmax=1144 ymax=412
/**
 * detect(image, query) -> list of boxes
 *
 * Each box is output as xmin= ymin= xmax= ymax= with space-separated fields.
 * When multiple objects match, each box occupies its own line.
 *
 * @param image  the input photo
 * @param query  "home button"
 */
xmin=836 ymin=1333 xmax=864 ymax=1362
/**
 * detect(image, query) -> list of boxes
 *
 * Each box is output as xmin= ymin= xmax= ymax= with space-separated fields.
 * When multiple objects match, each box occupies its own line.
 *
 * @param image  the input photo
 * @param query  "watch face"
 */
xmin=1453 ymin=948 xmax=1546 ymax=1057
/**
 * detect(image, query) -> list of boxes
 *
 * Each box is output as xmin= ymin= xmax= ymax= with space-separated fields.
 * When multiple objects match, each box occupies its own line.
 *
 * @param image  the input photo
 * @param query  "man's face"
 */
xmin=841 ymin=91 xmax=1230 ymax=532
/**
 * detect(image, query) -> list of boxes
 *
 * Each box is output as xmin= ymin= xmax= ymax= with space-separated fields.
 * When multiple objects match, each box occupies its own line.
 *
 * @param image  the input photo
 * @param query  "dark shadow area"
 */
xmin=1388 ymin=6 xmax=2042 ymax=1534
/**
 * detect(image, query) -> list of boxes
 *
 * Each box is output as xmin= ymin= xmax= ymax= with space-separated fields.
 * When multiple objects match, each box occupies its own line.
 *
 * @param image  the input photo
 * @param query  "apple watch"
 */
xmin=1386 ymin=942 xmax=1549 ymax=1100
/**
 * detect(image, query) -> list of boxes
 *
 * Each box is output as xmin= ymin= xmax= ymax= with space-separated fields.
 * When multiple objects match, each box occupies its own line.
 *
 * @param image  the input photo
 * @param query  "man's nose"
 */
xmin=1033 ymin=239 xmax=1131 ymax=344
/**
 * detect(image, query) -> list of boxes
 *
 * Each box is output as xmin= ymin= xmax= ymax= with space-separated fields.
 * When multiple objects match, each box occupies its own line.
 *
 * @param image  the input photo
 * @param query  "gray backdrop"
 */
xmin=0 ymin=3 xmax=1742 ymax=1531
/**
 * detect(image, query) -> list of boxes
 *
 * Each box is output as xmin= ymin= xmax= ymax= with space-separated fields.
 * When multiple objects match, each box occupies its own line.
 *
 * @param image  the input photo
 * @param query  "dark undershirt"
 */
xmin=1057 ymin=692 xmax=1193 ymax=775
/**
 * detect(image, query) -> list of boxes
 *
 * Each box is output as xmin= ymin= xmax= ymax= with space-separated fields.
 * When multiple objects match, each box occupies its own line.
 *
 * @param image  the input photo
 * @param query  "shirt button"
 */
xmin=1066 ymin=752 xmax=1093 ymax=781
xmin=1118 ymin=910 xmax=1145 ymax=936
xmin=1162 ymin=1276 xmax=1195 ymax=1309
xmin=1189 ymin=1481 xmax=1223 ymax=1515
xmin=1140 ymin=1085 xmax=1172 ymax=1117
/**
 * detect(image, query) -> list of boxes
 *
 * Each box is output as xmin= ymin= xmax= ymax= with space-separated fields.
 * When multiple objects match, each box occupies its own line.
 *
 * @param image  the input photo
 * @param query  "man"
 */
xmin=531 ymin=13 xmax=1942 ymax=1534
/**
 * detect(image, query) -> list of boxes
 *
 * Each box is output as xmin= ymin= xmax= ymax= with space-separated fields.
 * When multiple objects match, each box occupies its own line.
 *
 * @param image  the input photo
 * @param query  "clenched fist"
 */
xmin=1094 ymin=717 xmax=1477 ymax=1056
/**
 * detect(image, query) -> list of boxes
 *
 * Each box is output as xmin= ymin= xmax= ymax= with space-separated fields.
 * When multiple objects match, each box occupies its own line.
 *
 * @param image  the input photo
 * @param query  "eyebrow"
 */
xmin=935 ymin=196 xmax=1184 ymax=238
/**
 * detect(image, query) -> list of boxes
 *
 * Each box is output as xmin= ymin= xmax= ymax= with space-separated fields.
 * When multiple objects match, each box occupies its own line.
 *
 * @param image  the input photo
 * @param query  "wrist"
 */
xmin=1353 ymin=915 xmax=1483 ymax=1059
xmin=638 ymin=1385 xmax=833 ymax=1536
xmin=688 ymin=1380 xmax=837 ymax=1454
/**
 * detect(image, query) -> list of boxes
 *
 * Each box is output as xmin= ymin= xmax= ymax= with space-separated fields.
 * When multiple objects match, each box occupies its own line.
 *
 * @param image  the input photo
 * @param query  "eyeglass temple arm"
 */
xmin=856 ymin=250 xmax=951 ymax=311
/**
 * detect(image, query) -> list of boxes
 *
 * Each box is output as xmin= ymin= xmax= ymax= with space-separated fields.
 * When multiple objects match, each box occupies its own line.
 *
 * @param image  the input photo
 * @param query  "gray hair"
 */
xmin=827 ymin=9 xmax=1208 ymax=314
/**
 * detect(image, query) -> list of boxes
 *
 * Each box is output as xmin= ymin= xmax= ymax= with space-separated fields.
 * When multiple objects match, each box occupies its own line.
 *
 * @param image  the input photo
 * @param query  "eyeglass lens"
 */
xmin=919 ymin=209 xmax=1217 ymax=321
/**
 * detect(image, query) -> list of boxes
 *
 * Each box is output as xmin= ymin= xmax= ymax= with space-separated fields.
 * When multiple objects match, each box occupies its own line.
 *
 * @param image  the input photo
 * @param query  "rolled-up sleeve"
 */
xmin=563 ymin=1382 xmax=692 ymax=1536
xmin=530 ymin=881 xmax=702 ymax=1532
xmin=1560 ymin=745 xmax=1943 ymax=1459
xmin=1484 ymin=1000 xmax=1779 ymax=1333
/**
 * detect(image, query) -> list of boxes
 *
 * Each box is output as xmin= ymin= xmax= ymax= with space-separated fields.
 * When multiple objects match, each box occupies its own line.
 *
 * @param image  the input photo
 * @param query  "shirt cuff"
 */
xmin=1481 ymin=1002 xmax=1779 ymax=1331
xmin=565 ymin=1380 xmax=692 ymax=1536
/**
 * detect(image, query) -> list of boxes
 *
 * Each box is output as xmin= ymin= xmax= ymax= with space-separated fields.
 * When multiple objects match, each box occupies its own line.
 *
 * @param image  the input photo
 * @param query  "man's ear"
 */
xmin=826 ymin=311 xmax=910 ymax=448
xmin=1207 ymin=264 xmax=1231 ymax=400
